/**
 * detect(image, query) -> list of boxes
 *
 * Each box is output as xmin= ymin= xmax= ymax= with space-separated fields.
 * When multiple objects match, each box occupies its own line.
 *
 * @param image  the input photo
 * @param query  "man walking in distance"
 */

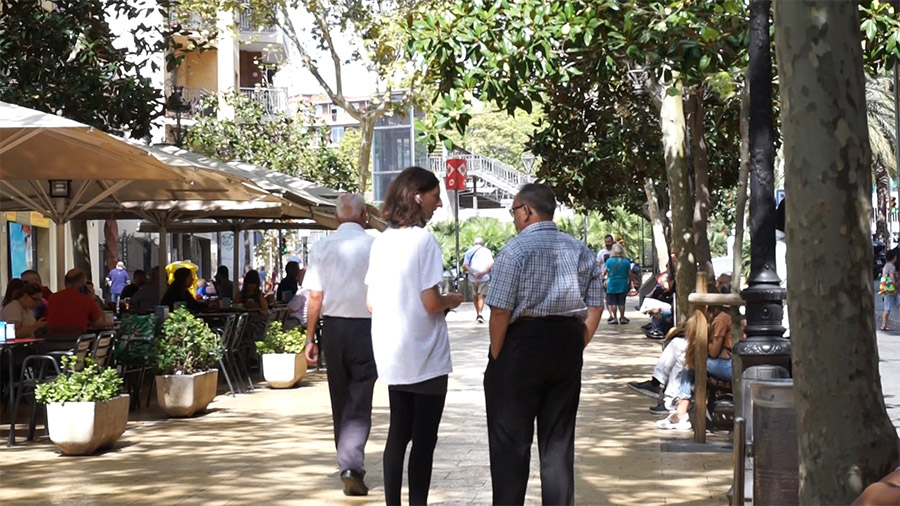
xmin=485 ymin=183 xmax=604 ymax=505
xmin=304 ymin=193 xmax=377 ymax=496
xmin=463 ymin=237 xmax=494 ymax=323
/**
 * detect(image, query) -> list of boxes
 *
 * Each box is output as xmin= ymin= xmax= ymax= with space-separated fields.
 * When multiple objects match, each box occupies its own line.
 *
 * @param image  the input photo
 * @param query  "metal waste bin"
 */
xmin=751 ymin=379 xmax=798 ymax=506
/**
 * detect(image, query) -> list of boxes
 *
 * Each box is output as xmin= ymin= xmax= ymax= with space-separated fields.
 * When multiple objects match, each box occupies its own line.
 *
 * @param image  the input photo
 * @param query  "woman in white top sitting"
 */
xmin=0 ymin=282 xmax=47 ymax=338
xmin=366 ymin=166 xmax=464 ymax=506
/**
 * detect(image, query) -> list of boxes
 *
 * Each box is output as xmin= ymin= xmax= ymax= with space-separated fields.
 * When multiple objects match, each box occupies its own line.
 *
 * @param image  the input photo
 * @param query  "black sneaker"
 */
xmin=476 ymin=315 xmax=485 ymax=323
xmin=640 ymin=323 xmax=653 ymax=331
xmin=627 ymin=380 xmax=661 ymax=398
xmin=649 ymin=401 xmax=669 ymax=414
xmin=607 ymin=316 xmax=616 ymax=323
xmin=646 ymin=330 xmax=665 ymax=340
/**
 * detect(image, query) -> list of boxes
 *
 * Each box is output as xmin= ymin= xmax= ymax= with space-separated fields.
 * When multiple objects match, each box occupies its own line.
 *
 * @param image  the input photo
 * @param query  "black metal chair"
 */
xmin=91 ymin=330 xmax=117 ymax=369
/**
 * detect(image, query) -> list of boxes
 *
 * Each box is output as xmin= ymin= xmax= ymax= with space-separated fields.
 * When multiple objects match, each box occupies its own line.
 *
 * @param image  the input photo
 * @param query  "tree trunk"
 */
xmin=643 ymin=177 xmax=670 ymax=273
xmin=660 ymin=82 xmax=696 ymax=322
xmin=774 ymin=2 xmax=900 ymax=503
xmin=70 ymin=220 xmax=91 ymax=279
xmin=357 ymin=115 xmax=375 ymax=194
xmin=103 ymin=220 xmax=118 ymax=273
xmin=687 ymin=90 xmax=714 ymax=287
xmin=874 ymin=159 xmax=890 ymax=242
xmin=733 ymin=80 xmax=751 ymax=290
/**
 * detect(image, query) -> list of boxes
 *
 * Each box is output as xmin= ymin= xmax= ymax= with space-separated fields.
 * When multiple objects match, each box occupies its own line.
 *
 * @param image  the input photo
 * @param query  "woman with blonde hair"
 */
xmin=604 ymin=242 xmax=631 ymax=324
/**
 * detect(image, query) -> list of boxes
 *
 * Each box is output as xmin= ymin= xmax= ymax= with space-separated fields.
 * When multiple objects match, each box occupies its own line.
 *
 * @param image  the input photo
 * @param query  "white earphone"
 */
xmin=415 ymin=194 xmax=422 ymax=203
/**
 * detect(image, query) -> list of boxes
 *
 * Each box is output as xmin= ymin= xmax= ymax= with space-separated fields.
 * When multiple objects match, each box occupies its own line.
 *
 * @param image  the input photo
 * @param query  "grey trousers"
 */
xmin=321 ymin=316 xmax=377 ymax=472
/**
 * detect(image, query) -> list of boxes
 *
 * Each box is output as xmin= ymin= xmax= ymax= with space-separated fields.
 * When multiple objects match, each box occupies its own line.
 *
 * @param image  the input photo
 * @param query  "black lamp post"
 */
xmin=733 ymin=0 xmax=791 ymax=389
xmin=166 ymin=86 xmax=190 ymax=147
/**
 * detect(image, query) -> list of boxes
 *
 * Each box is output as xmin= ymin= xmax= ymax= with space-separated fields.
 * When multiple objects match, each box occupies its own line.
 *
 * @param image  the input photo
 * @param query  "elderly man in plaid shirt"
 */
xmin=484 ymin=183 xmax=604 ymax=505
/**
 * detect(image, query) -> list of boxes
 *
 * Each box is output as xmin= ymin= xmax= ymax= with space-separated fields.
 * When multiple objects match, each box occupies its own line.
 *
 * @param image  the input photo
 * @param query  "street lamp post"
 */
xmin=733 ymin=0 xmax=791 ymax=369
xmin=166 ymin=86 xmax=190 ymax=148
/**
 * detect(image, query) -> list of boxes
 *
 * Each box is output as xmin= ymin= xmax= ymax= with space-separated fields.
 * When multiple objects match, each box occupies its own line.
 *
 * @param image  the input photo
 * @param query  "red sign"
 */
xmin=445 ymin=159 xmax=468 ymax=190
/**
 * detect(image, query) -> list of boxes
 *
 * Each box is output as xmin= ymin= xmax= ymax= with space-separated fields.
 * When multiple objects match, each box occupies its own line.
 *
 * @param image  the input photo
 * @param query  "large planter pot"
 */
xmin=262 ymin=353 xmax=307 ymax=388
xmin=155 ymin=369 xmax=219 ymax=417
xmin=46 ymin=394 xmax=130 ymax=456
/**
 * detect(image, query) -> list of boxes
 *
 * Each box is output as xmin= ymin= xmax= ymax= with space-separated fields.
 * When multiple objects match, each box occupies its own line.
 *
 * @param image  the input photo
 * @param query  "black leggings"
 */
xmin=383 ymin=389 xmax=446 ymax=506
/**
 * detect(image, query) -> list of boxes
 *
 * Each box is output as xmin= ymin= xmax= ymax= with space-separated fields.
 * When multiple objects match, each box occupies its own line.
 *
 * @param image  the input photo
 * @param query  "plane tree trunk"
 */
xmin=774 ymin=1 xmax=900 ymax=502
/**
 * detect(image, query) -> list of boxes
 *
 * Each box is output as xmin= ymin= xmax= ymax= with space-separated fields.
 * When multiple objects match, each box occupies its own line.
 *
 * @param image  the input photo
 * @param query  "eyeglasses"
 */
xmin=509 ymin=204 xmax=525 ymax=216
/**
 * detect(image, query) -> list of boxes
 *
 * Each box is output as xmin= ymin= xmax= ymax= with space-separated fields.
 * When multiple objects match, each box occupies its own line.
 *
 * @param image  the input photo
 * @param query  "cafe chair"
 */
xmin=8 ymin=354 xmax=60 ymax=444
xmin=92 ymin=331 xmax=117 ymax=369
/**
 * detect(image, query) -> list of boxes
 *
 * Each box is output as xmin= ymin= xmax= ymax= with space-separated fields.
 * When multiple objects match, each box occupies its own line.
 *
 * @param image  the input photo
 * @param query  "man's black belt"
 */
xmin=322 ymin=315 xmax=371 ymax=321
xmin=514 ymin=315 xmax=580 ymax=323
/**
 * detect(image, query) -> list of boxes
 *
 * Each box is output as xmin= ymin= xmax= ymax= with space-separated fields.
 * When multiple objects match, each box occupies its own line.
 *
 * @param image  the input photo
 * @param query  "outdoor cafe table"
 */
xmin=2 ymin=337 xmax=44 ymax=446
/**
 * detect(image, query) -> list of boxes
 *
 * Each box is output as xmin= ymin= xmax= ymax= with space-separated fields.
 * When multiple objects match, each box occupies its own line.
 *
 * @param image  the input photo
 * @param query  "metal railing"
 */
xmin=239 ymin=87 xmax=288 ymax=115
xmin=239 ymin=8 xmax=277 ymax=33
xmin=427 ymin=154 xmax=533 ymax=203
xmin=168 ymin=8 xmax=216 ymax=32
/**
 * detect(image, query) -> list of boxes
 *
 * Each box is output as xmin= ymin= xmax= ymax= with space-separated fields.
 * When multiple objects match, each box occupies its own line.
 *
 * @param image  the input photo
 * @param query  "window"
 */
xmin=331 ymin=107 xmax=338 ymax=122
xmin=331 ymin=126 xmax=345 ymax=144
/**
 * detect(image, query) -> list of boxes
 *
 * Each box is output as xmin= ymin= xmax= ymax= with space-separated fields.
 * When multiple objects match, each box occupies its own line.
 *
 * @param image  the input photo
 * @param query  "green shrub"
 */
xmin=35 ymin=356 xmax=123 ymax=405
xmin=154 ymin=308 xmax=221 ymax=375
xmin=256 ymin=321 xmax=306 ymax=354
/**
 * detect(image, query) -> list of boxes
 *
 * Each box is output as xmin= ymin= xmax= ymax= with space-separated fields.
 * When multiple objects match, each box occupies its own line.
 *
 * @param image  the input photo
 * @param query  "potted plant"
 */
xmin=154 ymin=308 xmax=221 ymax=417
xmin=35 ymin=356 xmax=129 ymax=456
xmin=256 ymin=321 xmax=307 ymax=389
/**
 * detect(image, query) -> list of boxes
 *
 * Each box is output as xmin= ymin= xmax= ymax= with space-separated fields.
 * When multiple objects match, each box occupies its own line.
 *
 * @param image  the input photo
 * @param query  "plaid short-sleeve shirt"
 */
xmin=485 ymin=221 xmax=604 ymax=323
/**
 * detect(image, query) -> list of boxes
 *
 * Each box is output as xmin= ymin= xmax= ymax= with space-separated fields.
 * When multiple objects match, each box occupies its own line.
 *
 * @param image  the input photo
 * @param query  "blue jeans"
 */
xmin=651 ymin=310 xmax=673 ymax=333
xmin=678 ymin=358 xmax=732 ymax=400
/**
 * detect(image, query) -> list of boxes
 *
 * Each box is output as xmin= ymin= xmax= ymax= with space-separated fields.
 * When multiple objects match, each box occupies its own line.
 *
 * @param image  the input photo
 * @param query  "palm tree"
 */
xmin=866 ymin=75 xmax=897 ymax=242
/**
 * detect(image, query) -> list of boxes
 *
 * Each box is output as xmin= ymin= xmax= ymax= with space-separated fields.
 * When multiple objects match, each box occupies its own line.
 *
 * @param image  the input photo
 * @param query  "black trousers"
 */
xmin=383 ymin=387 xmax=447 ymax=506
xmin=484 ymin=318 xmax=585 ymax=505
xmin=321 ymin=316 xmax=378 ymax=473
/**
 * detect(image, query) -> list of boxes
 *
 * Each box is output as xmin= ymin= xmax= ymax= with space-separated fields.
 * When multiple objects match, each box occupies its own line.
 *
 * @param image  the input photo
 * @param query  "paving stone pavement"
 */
xmin=1 ymin=303 xmax=734 ymax=505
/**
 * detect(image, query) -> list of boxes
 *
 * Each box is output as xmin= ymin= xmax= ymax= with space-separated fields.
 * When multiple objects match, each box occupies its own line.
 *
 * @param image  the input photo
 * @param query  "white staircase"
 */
xmin=427 ymin=154 xmax=533 ymax=206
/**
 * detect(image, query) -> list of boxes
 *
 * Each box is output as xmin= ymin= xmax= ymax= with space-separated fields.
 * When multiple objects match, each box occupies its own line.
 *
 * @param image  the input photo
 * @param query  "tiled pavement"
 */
xmin=1 ymin=304 xmax=737 ymax=505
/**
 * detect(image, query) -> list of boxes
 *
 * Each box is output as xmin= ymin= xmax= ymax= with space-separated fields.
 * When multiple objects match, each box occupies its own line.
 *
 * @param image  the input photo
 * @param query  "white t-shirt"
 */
xmin=0 ymin=299 xmax=36 ymax=333
xmin=464 ymin=245 xmax=494 ymax=282
xmin=596 ymin=247 xmax=613 ymax=274
xmin=304 ymin=222 xmax=374 ymax=318
xmin=365 ymin=226 xmax=452 ymax=385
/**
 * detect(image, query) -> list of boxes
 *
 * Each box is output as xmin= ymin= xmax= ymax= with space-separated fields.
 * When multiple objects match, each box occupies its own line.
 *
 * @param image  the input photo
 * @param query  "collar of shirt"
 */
xmin=519 ymin=220 xmax=558 ymax=236
xmin=336 ymin=222 xmax=366 ymax=233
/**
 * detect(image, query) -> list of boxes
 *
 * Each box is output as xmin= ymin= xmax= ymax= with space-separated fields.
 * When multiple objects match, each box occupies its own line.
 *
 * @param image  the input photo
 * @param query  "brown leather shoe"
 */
xmin=340 ymin=469 xmax=368 ymax=496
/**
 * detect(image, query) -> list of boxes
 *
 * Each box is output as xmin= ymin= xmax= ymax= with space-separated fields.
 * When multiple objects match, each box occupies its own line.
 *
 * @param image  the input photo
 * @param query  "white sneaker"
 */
xmin=656 ymin=413 xmax=692 ymax=430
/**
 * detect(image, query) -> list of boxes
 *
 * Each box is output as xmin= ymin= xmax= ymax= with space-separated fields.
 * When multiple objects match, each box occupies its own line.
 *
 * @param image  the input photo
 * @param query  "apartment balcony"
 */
xmin=168 ymin=7 xmax=216 ymax=33
xmin=240 ymin=87 xmax=288 ymax=116
xmin=239 ymin=7 xmax=288 ymax=63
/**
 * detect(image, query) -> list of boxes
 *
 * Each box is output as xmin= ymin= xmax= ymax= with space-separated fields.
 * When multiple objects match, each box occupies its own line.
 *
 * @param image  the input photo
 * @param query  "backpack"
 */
xmin=879 ymin=273 xmax=896 ymax=295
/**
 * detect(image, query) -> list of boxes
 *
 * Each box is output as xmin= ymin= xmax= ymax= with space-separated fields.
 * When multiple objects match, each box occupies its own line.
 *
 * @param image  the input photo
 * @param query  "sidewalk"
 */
xmin=1 ymin=304 xmax=732 ymax=505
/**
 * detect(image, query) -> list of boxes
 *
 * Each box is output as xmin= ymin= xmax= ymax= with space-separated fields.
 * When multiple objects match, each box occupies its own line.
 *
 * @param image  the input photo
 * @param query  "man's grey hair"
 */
xmin=474 ymin=237 xmax=485 ymax=246
xmin=336 ymin=193 xmax=366 ymax=221
xmin=517 ymin=183 xmax=557 ymax=218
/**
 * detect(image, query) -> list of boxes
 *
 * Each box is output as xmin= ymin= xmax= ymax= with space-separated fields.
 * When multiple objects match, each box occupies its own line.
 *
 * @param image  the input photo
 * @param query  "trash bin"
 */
xmin=750 ymin=379 xmax=798 ymax=506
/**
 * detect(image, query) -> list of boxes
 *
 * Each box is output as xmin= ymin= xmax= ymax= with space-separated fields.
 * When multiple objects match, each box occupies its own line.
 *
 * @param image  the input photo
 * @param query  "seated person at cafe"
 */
xmin=213 ymin=265 xmax=235 ymax=300
xmin=46 ymin=269 xmax=111 ymax=332
xmin=160 ymin=267 xmax=205 ymax=312
xmin=21 ymin=269 xmax=53 ymax=300
xmin=131 ymin=266 xmax=161 ymax=312
xmin=84 ymin=280 xmax=107 ymax=310
xmin=236 ymin=269 xmax=269 ymax=342
xmin=120 ymin=269 xmax=147 ymax=300
xmin=0 ymin=282 xmax=47 ymax=338
xmin=275 ymin=260 xmax=305 ymax=303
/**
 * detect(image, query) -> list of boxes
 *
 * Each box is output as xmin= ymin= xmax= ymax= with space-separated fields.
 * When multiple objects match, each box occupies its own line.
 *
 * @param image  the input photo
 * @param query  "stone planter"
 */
xmin=46 ymin=394 xmax=130 ymax=456
xmin=155 ymin=369 xmax=219 ymax=417
xmin=262 ymin=353 xmax=307 ymax=389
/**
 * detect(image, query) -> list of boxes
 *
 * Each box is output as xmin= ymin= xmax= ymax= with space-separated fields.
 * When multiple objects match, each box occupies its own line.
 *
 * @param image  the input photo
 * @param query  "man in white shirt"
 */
xmin=304 ymin=193 xmax=376 ymax=497
xmin=463 ymin=237 xmax=494 ymax=323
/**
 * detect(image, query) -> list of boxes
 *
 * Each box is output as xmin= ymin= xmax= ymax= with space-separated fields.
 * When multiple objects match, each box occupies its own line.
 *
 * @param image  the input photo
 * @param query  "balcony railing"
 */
xmin=239 ymin=8 xmax=277 ymax=33
xmin=240 ymin=87 xmax=288 ymax=116
xmin=168 ymin=8 xmax=216 ymax=32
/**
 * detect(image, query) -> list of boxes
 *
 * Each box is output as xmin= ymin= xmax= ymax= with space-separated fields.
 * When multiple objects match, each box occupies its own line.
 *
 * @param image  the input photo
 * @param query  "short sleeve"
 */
xmin=484 ymin=248 xmax=519 ymax=310
xmin=583 ymin=251 xmax=604 ymax=306
xmin=712 ymin=314 xmax=732 ymax=342
xmin=419 ymin=232 xmax=444 ymax=291
xmin=305 ymin=246 xmax=323 ymax=291
xmin=0 ymin=302 xmax=25 ymax=323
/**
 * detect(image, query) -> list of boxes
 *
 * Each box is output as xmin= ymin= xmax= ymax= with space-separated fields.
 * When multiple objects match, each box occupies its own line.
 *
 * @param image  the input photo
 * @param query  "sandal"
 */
xmin=881 ymin=327 xmax=892 ymax=331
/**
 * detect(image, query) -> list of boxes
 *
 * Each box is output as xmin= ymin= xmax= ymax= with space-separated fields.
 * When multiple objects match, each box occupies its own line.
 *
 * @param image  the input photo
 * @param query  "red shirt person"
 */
xmin=46 ymin=269 xmax=108 ymax=332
